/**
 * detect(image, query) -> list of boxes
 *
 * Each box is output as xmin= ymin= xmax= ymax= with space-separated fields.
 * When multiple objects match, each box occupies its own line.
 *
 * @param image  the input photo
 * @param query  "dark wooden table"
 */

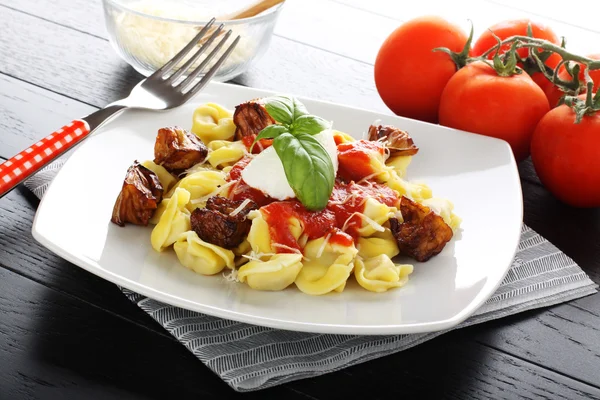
xmin=2 ymin=0 xmax=600 ymax=398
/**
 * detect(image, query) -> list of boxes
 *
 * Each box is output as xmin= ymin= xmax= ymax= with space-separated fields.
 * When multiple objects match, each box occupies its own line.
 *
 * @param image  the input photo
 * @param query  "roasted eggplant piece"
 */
xmin=191 ymin=196 xmax=258 ymax=249
xmin=233 ymin=100 xmax=276 ymax=150
xmin=389 ymin=196 xmax=452 ymax=262
xmin=111 ymin=161 xmax=163 ymax=226
xmin=154 ymin=126 xmax=208 ymax=172
xmin=368 ymin=124 xmax=419 ymax=156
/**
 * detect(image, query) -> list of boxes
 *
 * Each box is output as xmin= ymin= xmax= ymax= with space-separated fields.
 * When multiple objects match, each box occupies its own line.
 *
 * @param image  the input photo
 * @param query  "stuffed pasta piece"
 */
xmin=238 ymin=254 xmax=303 ymax=291
xmin=206 ymin=140 xmax=248 ymax=169
xmin=295 ymin=234 xmax=358 ymax=295
xmin=174 ymin=231 xmax=235 ymax=275
xmin=191 ymin=103 xmax=236 ymax=145
xmin=354 ymin=254 xmax=413 ymax=293
xmin=150 ymin=187 xmax=191 ymax=252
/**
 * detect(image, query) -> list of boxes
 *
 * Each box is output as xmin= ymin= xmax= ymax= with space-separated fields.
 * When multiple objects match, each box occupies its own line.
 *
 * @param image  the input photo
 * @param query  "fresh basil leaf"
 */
xmin=251 ymin=124 xmax=289 ymax=152
xmin=273 ymin=132 xmax=335 ymax=211
xmin=255 ymin=124 xmax=288 ymax=141
xmin=292 ymin=97 xmax=309 ymax=120
xmin=291 ymin=115 xmax=330 ymax=136
xmin=264 ymin=96 xmax=294 ymax=125
xmin=263 ymin=95 xmax=310 ymax=125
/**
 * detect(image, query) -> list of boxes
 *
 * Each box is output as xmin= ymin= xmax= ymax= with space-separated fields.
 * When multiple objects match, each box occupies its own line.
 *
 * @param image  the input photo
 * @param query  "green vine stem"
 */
xmin=478 ymin=35 xmax=600 ymax=93
xmin=432 ymin=21 xmax=474 ymax=70
xmin=563 ymin=80 xmax=600 ymax=123
xmin=478 ymin=36 xmax=600 ymax=68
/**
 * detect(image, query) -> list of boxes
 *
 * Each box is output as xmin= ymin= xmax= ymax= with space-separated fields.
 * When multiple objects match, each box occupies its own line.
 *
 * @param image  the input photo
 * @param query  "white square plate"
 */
xmin=32 ymin=82 xmax=522 ymax=335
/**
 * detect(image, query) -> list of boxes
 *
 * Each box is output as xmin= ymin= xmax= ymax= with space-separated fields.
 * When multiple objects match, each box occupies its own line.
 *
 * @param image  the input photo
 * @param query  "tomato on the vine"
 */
xmin=472 ymin=19 xmax=562 ymax=96
xmin=545 ymin=54 xmax=600 ymax=107
xmin=531 ymin=99 xmax=600 ymax=207
xmin=374 ymin=16 xmax=470 ymax=124
xmin=438 ymin=61 xmax=550 ymax=162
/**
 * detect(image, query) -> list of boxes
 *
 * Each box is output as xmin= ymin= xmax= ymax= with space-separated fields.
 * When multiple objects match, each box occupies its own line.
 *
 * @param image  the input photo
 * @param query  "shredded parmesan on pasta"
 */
xmin=190 ymin=181 xmax=237 ymax=204
xmin=272 ymin=243 xmax=302 ymax=254
xmin=316 ymin=233 xmax=332 ymax=259
xmin=383 ymin=146 xmax=391 ymax=161
xmin=229 ymin=199 xmax=252 ymax=217
xmin=271 ymin=243 xmax=311 ymax=261
xmin=181 ymin=163 xmax=213 ymax=177
xmin=357 ymin=172 xmax=384 ymax=185
xmin=341 ymin=212 xmax=386 ymax=233
xmin=241 ymin=251 xmax=277 ymax=262
xmin=223 ymin=268 xmax=240 ymax=283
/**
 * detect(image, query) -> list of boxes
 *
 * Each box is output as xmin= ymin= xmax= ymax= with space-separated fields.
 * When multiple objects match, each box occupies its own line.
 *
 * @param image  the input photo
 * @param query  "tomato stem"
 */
xmin=432 ymin=20 xmax=474 ymax=70
xmin=477 ymin=34 xmax=600 ymax=106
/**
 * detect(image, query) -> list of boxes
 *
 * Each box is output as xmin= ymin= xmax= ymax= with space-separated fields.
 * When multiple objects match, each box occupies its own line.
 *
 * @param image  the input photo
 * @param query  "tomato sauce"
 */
xmin=259 ymin=181 xmax=399 ymax=253
xmin=241 ymin=136 xmax=273 ymax=154
xmin=262 ymin=201 xmax=337 ymax=252
xmin=336 ymin=140 xmax=385 ymax=182
xmin=226 ymin=149 xmax=399 ymax=254
xmin=327 ymin=181 xmax=399 ymax=241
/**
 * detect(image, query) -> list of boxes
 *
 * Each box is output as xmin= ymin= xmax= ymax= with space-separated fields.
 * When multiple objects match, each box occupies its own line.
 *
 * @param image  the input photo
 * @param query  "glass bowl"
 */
xmin=102 ymin=0 xmax=283 ymax=81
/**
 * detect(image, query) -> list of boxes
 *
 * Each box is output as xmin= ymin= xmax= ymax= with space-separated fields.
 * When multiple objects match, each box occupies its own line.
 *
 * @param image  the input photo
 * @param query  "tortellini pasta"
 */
xmin=247 ymin=210 xmax=274 ymax=254
xmin=247 ymin=210 xmax=303 ymax=255
xmin=174 ymin=231 xmax=235 ymax=275
xmin=357 ymin=228 xmax=399 ymax=260
xmin=295 ymin=237 xmax=358 ymax=295
xmin=191 ymin=103 xmax=236 ymax=144
xmin=421 ymin=197 xmax=462 ymax=232
xmin=141 ymin=160 xmax=177 ymax=192
xmin=332 ymin=130 xmax=355 ymax=144
xmin=206 ymin=140 xmax=247 ymax=169
xmin=137 ymin=101 xmax=460 ymax=298
xmin=238 ymin=254 xmax=303 ymax=291
xmin=386 ymin=155 xmax=412 ymax=178
xmin=352 ymin=198 xmax=395 ymax=238
xmin=151 ymin=188 xmax=191 ymax=252
xmin=354 ymin=254 xmax=413 ymax=293
xmin=167 ymin=170 xmax=226 ymax=210
xmin=387 ymin=171 xmax=433 ymax=202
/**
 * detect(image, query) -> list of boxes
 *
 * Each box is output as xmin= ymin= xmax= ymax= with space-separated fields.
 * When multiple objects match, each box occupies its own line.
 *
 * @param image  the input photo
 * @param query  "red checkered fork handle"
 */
xmin=0 ymin=119 xmax=90 ymax=197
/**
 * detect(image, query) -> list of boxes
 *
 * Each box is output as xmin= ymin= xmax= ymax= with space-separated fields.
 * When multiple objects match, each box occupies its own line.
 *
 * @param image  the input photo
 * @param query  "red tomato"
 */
xmin=531 ymin=100 xmax=600 ymax=207
xmin=438 ymin=61 xmax=550 ymax=162
xmin=545 ymin=54 xmax=600 ymax=107
xmin=472 ymin=19 xmax=562 ymax=96
xmin=374 ymin=16 xmax=469 ymax=124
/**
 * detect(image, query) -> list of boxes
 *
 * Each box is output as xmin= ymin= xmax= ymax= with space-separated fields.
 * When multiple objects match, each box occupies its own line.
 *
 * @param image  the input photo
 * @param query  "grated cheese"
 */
xmin=229 ymin=198 xmax=252 ymax=217
xmin=315 ymin=233 xmax=332 ymax=259
xmin=113 ymin=0 xmax=255 ymax=75
xmin=271 ymin=243 xmax=302 ymax=254
xmin=341 ymin=212 xmax=386 ymax=233
xmin=189 ymin=180 xmax=236 ymax=204
xmin=222 ymin=268 xmax=240 ymax=283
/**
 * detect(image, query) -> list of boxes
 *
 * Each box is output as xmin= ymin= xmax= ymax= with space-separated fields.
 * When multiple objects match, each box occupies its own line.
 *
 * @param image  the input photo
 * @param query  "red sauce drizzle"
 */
xmin=260 ymin=181 xmax=399 ymax=253
xmin=225 ymin=153 xmax=399 ymax=254
xmin=262 ymin=201 xmax=337 ymax=252
xmin=241 ymin=136 xmax=273 ymax=154
xmin=337 ymin=140 xmax=385 ymax=182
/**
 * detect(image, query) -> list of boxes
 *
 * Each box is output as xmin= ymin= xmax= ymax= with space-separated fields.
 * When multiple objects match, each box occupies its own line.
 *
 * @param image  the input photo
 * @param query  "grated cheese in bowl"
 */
xmin=102 ymin=0 xmax=282 ymax=80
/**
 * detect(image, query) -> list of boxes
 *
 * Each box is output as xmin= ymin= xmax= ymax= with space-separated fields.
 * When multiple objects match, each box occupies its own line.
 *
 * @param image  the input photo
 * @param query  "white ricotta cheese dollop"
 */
xmin=241 ymin=129 xmax=339 ymax=200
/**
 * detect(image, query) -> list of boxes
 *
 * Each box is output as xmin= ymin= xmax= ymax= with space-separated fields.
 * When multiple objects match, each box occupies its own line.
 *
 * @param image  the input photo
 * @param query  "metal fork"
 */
xmin=0 ymin=18 xmax=240 ymax=198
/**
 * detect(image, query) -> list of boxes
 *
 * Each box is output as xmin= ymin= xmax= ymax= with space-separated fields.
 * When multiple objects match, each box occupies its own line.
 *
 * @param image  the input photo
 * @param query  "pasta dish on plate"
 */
xmin=110 ymin=95 xmax=461 ymax=295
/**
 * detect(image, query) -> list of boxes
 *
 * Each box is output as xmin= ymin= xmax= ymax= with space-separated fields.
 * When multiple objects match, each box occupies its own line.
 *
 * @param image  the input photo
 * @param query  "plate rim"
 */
xmin=31 ymin=81 xmax=524 ymax=335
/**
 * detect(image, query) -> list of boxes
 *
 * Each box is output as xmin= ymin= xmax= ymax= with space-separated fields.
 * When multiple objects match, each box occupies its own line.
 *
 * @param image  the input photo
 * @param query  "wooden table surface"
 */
xmin=2 ymin=0 xmax=600 ymax=398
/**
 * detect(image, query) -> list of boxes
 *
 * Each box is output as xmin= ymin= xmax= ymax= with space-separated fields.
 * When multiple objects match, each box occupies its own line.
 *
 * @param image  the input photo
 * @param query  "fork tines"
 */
xmin=150 ymin=17 xmax=241 ymax=98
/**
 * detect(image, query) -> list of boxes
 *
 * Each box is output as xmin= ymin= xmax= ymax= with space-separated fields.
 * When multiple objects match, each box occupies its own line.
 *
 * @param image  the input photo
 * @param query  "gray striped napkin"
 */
xmin=25 ymin=160 xmax=598 ymax=392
